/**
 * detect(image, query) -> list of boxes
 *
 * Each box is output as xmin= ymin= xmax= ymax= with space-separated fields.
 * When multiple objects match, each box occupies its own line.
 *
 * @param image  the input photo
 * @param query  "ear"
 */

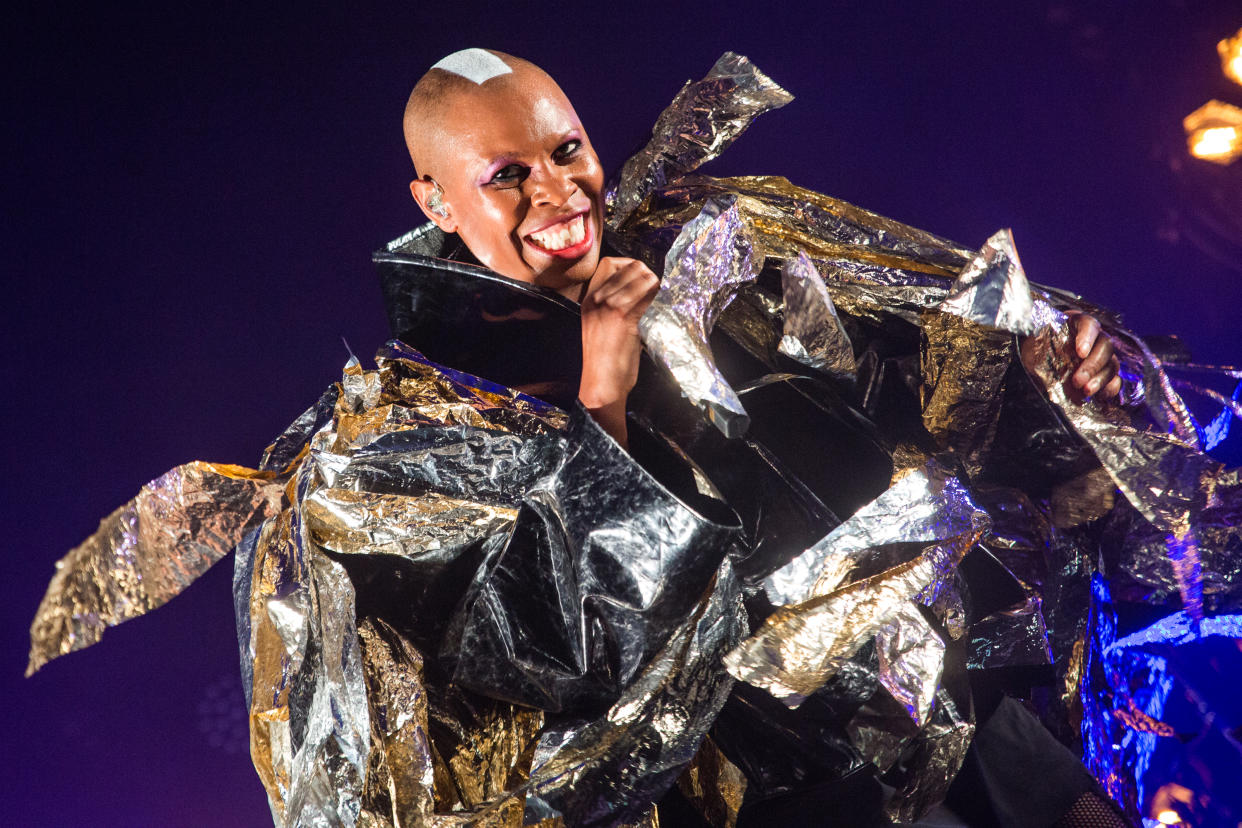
xmin=410 ymin=178 xmax=458 ymax=232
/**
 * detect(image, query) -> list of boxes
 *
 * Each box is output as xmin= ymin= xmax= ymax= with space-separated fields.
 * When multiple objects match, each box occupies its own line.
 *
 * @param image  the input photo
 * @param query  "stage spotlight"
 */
xmin=1184 ymin=100 xmax=1242 ymax=165
xmin=1219 ymin=28 xmax=1242 ymax=87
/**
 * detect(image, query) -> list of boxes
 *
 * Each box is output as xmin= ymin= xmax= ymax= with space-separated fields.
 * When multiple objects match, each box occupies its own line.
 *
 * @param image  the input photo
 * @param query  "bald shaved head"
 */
xmin=403 ymin=49 xmax=548 ymax=178
xmin=400 ymin=49 xmax=604 ymax=295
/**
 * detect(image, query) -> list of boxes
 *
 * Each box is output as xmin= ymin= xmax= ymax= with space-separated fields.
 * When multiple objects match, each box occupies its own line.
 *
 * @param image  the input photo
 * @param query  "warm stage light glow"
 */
xmin=1191 ymin=126 xmax=1239 ymax=158
xmin=1151 ymin=782 xmax=1194 ymax=826
xmin=1220 ymin=29 xmax=1242 ymax=87
xmin=1184 ymin=100 xmax=1242 ymax=165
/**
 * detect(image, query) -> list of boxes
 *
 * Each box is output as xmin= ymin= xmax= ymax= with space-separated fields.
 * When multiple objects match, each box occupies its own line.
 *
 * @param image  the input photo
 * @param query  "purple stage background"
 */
xmin=5 ymin=2 xmax=1240 ymax=825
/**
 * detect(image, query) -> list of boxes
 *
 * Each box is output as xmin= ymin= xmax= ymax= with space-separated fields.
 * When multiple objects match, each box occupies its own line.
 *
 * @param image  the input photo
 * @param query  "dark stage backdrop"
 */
xmin=5 ymin=2 xmax=1240 ymax=825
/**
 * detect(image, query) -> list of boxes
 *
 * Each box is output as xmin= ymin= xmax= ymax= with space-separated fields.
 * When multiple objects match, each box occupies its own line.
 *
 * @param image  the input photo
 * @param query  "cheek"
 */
xmin=579 ymin=160 xmax=605 ymax=198
xmin=458 ymin=199 xmax=525 ymax=262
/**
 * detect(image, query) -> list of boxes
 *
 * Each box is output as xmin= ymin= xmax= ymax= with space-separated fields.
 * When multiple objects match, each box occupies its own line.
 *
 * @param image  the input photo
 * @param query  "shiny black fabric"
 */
xmin=442 ymin=404 xmax=745 ymax=713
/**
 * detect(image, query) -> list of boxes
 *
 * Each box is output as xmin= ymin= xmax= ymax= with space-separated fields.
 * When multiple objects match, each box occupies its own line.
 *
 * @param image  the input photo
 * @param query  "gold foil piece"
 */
xmin=232 ymin=346 xmax=576 ymax=827
xmin=623 ymin=175 xmax=970 ymax=278
xmin=357 ymin=618 xmax=436 ymax=827
xmin=243 ymin=483 xmax=371 ymax=827
xmin=732 ymin=464 xmax=986 ymax=714
xmin=920 ymin=312 xmax=1013 ymax=477
xmin=727 ymin=553 xmax=944 ymax=708
xmin=429 ymin=690 xmax=544 ymax=812
xmin=676 ymin=738 xmax=747 ymax=828
xmin=304 ymin=488 xmax=517 ymax=561
xmin=27 ymin=460 xmax=283 ymax=675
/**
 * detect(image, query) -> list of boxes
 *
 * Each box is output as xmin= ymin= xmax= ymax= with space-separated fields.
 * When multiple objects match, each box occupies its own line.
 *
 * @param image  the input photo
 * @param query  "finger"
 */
xmin=595 ymin=263 xmax=654 ymax=299
xmin=1087 ymin=355 xmax=1121 ymax=395
xmin=603 ymin=271 xmax=659 ymax=310
xmin=591 ymin=266 xmax=641 ymax=305
xmin=1075 ymin=336 xmax=1114 ymax=387
xmin=1102 ymin=374 xmax=1122 ymax=400
xmin=1074 ymin=314 xmax=1100 ymax=359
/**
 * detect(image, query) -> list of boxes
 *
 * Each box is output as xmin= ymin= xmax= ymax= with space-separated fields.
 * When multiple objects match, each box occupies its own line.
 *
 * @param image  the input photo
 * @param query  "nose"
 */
xmin=526 ymin=160 xmax=576 ymax=207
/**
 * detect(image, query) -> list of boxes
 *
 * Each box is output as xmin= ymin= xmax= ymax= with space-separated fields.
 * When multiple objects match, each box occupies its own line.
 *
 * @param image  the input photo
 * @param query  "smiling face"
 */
xmin=407 ymin=61 xmax=604 ymax=299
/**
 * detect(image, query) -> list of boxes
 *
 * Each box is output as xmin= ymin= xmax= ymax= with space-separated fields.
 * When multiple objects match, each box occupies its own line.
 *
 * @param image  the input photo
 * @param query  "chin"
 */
xmin=530 ymin=248 xmax=599 ymax=293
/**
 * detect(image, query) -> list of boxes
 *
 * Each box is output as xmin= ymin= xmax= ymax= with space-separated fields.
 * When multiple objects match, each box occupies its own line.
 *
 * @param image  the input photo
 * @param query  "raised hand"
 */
xmin=577 ymin=257 xmax=660 ymax=447
xmin=1021 ymin=312 xmax=1122 ymax=402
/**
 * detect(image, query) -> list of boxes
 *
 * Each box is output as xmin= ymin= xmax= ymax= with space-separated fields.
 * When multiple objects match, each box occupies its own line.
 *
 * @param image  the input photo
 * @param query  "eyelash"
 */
xmin=489 ymin=139 xmax=582 ymax=188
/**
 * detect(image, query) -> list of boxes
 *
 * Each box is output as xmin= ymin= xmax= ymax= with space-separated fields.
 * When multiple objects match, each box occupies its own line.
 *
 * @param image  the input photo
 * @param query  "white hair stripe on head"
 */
xmin=431 ymin=49 xmax=513 ymax=84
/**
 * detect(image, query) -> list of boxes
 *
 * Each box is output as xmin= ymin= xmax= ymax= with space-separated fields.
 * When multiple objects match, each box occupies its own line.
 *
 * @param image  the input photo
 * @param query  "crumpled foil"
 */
xmin=518 ymin=561 xmax=745 ymax=827
xmin=883 ymin=693 xmax=976 ymax=824
xmin=355 ymin=617 xmax=436 ymax=827
xmin=606 ymin=52 xmax=793 ymax=228
xmin=639 ymin=196 xmax=762 ymax=438
xmin=675 ymin=737 xmax=747 ymax=828
xmin=236 ymin=463 xmax=371 ymax=828
xmin=28 ymin=460 xmax=283 ymax=675
xmin=919 ymin=311 xmax=1013 ymax=478
xmin=762 ymin=461 xmax=990 ymax=607
xmin=937 ymin=229 xmax=1037 ymax=336
xmin=728 ymin=463 xmax=989 ymax=718
xmin=778 ymin=251 xmax=856 ymax=379
xmin=937 ymin=224 xmax=1242 ymax=625
xmin=620 ymin=175 xmax=971 ymax=281
xmin=967 ymin=595 xmax=1053 ymax=670
xmin=442 ymin=395 xmax=744 ymax=713
xmin=235 ymin=342 xmax=744 ymax=825
xmin=1020 ymin=313 xmax=1233 ymax=621
xmin=33 ymin=48 xmax=1242 ymax=827
xmin=845 ymin=690 xmax=975 ymax=823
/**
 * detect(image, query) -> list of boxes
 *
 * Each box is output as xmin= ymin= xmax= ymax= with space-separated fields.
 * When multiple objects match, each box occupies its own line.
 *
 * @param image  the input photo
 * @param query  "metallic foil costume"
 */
xmin=29 ymin=53 xmax=1242 ymax=826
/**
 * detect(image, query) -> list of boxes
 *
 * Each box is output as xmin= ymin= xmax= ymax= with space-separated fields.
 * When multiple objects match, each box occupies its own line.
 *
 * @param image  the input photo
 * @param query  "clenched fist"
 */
xmin=577 ymin=257 xmax=660 ymax=448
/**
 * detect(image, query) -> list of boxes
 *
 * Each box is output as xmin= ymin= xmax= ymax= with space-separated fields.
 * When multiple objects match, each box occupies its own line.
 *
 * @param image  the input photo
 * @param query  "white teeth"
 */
xmin=530 ymin=215 xmax=586 ymax=251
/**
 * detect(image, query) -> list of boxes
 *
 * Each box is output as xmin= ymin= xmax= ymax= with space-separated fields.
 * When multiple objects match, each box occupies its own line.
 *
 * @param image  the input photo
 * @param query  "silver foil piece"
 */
xmin=778 ymin=251 xmax=856 ymax=379
xmin=606 ymin=53 xmax=793 ymax=228
xmin=938 ymin=229 xmax=1037 ymax=335
xmin=237 ymin=462 xmax=371 ymax=828
xmin=639 ymin=196 xmax=763 ymax=438
xmin=726 ymin=464 xmax=988 ymax=711
xmin=762 ymin=462 xmax=989 ymax=607
xmin=874 ymin=603 xmax=946 ymax=725
xmin=1021 ymin=324 xmax=1227 ymax=620
xmin=28 ymin=461 xmax=283 ymax=675
xmin=942 ymin=228 xmax=1229 ymax=621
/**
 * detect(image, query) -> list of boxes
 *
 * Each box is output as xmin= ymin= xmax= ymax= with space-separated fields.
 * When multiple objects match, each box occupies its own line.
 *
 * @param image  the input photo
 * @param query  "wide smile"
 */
xmin=524 ymin=212 xmax=593 ymax=258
